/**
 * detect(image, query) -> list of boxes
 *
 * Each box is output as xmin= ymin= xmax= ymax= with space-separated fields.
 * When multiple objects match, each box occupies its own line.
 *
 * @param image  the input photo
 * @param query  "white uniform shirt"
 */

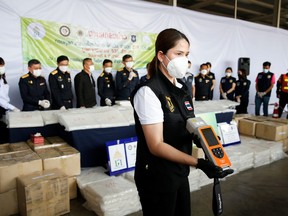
xmin=0 ymin=78 xmax=15 ymax=110
xmin=133 ymin=78 xmax=182 ymax=125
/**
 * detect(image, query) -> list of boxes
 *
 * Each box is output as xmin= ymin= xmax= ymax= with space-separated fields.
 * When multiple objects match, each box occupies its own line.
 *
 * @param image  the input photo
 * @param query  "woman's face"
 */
xmin=158 ymin=38 xmax=190 ymax=69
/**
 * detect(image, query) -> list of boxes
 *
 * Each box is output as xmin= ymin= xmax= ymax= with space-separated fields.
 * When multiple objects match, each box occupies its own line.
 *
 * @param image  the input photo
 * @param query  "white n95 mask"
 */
xmin=89 ymin=65 xmax=95 ymax=72
xmin=104 ymin=67 xmax=112 ymax=73
xmin=126 ymin=61 xmax=134 ymax=69
xmin=165 ymin=56 xmax=188 ymax=79
xmin=59 ymin=66 xmax=68 ymax=72
xmin=201 ymin=69 xmax=208 ymax=75
xmin=225 ymin=72 xmax=232 ymax=77
xmin=33 ymin=69 xmax=42 ymax=77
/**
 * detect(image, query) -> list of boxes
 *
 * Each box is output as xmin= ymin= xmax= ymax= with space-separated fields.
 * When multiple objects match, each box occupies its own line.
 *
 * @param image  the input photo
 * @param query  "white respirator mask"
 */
xmin=104 ymin=67 xmax=112 ymax=73
xmin=89 ymin=65 xmax=95 ymax=72
xmin=201 ymin=69 xmax=208 ymax=75
xmin=0 ymin=66 xmax=5 ymax=75
xmin=125 ymin=61 xmax=134 ymax=69
xmin=33 ymin=69 xmax=42 ymax=77
xmin=164 ymin=55 xmax=188 ymax=79
xmin=59 ymin=66 xmax=68 ymax=72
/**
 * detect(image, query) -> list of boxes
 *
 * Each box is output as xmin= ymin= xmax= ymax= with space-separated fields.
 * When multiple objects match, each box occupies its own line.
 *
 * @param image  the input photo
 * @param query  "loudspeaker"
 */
xmin=238 ymin=57 xmax=250 ymax=75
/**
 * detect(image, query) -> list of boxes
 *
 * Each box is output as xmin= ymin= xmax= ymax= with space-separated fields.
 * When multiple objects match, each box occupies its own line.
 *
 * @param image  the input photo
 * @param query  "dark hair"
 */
xmin=188 ymin=60 xmax=191 ymax=64
xmin=83 ymin=58 xmax=92 ymax=66
xmin=28 ymin=59 xmax=41 ymax=67
xmin=0 ymin=57 xmax=5 ymax=65
xmin=206 ymin=62 xmax=211 ymax=67
xmin=200 ymin=63 xmax=208 ymax=69
xmin=103 ymin=59 xmax=112 ymax=65
xmin=122 ymin=54 xmax=132 ymax=62
xmin=57 ymin=55 xmax=69 ymax=63
xmin=263 ymin=61 xmax=271 ymax=67
xmin=226 ymin=67 xmax=233 ymax=72
xmin=148 ymin=28 xmax=190 ymax=78
xmin=0 ymin=57 xmax=7 ymax=84
xmin=238 ymin=68 xmax=247 ymax=79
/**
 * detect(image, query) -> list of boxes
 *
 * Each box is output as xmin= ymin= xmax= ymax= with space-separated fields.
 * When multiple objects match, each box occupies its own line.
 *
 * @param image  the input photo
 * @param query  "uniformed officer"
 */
xmin=206 ymin=62 xmax=216 ymax=100
xmin=194 ymin=63 xmax=212 ymax=101
xmin=115 ymin=54 xmax=139 ymax=100
xmin=235 ymin=69 xmax=251 ymax=114
xmin=74 ymin=58 xmax=97 ymax=108
xmin=140 ymin=62 xmax=150 ymax=84
xmin=276 ymin=70 xmax=288 ymax=119
xmin=179 ymin=60 xmax=195 ymax=99
xmin=255 ymin=61 xmax=275 ymax=116
xmin=48 ymin=55 xmax=73 ymax=110
xmin=97 ymin=59 xmax=116 ymax=106
xmin=18 ymin=59 xmax=50 ymax=111
xmin=219 ymin=67 xmax=236 ymax=101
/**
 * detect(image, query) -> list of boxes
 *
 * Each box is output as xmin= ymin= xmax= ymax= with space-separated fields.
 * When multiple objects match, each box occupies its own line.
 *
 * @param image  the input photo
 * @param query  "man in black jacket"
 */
xmin=74 ymin=58 xmax=97 ymax=108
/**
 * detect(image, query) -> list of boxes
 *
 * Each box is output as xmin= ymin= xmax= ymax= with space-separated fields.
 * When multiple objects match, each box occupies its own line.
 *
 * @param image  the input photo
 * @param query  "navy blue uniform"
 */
xmin=48 ymin=68 xmax=73 ymax=109
xmin=97 ymin=71 xmax=116 ymax=106
xmin=235 ymin=78 xmax=251 ymax=114
xmin=74 ymin=70 xmax=96 ymax=108
xmin=140 ymin=75 xmax=149 ymax=84
xmin=194 ymin=74 xmax=212 ymax=101
xmin=18 ymin=72 xmax=50 ymax=111
xmin=207 ymin=71 xmax=215 ymax=100
xmin=179 ymin=74 xmax=194 ymax=98
xmin=116 ymin=67 xmax=139 ymax=100
xmin=220 ymin=76 xmax=236 ymax=100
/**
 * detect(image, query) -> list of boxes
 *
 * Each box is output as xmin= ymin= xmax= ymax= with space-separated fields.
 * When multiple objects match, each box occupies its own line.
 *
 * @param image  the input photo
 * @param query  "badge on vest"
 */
xmin=165 ymin=96 xmax=175 ymax=112
xmin=229 ymin=79 xmax=233 ymax=83
xmin=210 ymin=75 xmax=213 ymax=79
xmin=184 ymin=101 xmax=193 ymax=111
xmin=243 ymin=82 xmax=247 ymax=86
xmin=267 ymin=75 xmax=271 ymax=79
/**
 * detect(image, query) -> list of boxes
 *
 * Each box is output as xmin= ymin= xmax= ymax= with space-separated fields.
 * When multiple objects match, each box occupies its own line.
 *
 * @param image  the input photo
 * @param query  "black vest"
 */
xmin=257 ymin=72 xmax=274 ymax=96
xmin=131 ymin=71 xmax=195 ymax=193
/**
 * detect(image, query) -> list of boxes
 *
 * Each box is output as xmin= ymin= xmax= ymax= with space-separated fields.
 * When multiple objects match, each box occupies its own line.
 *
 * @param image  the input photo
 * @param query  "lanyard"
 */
xmin=213 ymin=178 xmax=223 ymax=216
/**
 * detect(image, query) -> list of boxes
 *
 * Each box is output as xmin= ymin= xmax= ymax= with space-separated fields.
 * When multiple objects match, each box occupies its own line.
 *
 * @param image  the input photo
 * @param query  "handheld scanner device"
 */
xmin=186 ymin=117 xmax=231 ymax=169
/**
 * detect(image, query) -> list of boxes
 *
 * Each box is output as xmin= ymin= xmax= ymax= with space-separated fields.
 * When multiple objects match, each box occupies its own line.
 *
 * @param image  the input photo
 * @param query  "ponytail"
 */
xmin=148 ymin=56 xmax=158 ymax=78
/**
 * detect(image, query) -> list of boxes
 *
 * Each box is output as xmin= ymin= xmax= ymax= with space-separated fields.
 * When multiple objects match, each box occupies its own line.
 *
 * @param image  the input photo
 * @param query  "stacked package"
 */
xmin=83 ymin=176 xmax=141 ymax=216
xmin=121 ymin=170 xmax=135 ymax=183
xmin=5 ymin=111 xmax=44 ymax=128
xmin=188 ymin=167 xmax=200 ymax=192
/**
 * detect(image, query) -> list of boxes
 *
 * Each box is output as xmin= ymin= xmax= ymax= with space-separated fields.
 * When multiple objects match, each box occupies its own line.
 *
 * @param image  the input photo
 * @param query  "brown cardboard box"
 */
xmin=238 ymin=118 xmax=264 ymax=136
xmin=17 ymin=169 xmax=70 ymax=216
xmin=68 ymin=176 xmax=77 ymax=199
xmin=46 ymin=136 xmax=67 ymax=145
xmin=27 ymin=138 xmax=68 ymax=151
xmin=233 ymin=114 xmax=253 ymax=125
xmin=0 ymin=149 xmax=42 ymax=193
xmin=10 ymin=142 xmax=31 ymax=152
xmin=0 ymin=143 xmax=10 ymax=155
xmin=255 ymin=121 xmax=288 ymax=141
xmin=36 ymin=145 xmax=80 ymax=176
xmin=0 ymin=189 xmax=18 ymax=216
xmin=283 ymin=138 xmax=288 ymax=153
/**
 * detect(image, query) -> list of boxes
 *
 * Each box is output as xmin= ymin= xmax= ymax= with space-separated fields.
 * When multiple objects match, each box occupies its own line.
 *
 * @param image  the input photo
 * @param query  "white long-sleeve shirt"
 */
xmin=0 ymin=78 xmax=15 ymax=111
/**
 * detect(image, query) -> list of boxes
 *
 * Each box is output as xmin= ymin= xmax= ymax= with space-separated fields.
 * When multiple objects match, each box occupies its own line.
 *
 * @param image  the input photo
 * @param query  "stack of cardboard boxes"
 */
xmin=0 ymin=136 xmax=80 ymax=216
xmin=236 ymin=115 xmax=288 ymax=151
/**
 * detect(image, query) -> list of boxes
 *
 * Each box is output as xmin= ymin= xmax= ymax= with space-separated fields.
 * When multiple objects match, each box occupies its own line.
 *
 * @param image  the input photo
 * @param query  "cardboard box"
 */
xmin=36 ymin=146 xmax=80 ymax=176
xmin=10 ymin=142 xmax=31 ymax=152
xmin=0 ymin=149 xmax=42 ymax=193
xmin=0 ymin=143 xmax=10 ymax=155
xmin=27 ymin=138 xmax=68 ymax=151
xmin=17 ymin=169 xmax=70 ymax=216
xmin=0 ymin=189 xmax=18 ymax=216
xmin=255 ymin=121 xmax=288 ymax=141
xmin=282 ymin=138 xmax=288 ymax=153
xmin=238 ymin=118 xmax=263 ymax=136
xmin=46 ymin=136 xmax=67 ymax=145
xmin=233 ymin=114 xmax=253 ymax=125
xmin=68 ymin=176 xmax=77 ymax=200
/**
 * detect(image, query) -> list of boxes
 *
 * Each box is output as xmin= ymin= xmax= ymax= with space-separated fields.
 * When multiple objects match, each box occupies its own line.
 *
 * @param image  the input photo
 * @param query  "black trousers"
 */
xmin=278 ymin=92 xmax=288 ymax=118
xmin=138 ymin=178 xmax=191 ymax=216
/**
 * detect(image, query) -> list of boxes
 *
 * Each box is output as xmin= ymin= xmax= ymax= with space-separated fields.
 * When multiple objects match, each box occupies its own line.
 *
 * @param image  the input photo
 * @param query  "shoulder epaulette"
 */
xmin=21 ymin=74 xmax=29 ymax=79
xmin=51 ymin=70 xmax=58 ymax=75
xmin=117 ymin=68 xmax=124 ymax=72
xmin=100 ymin=72 xmax=105 ymax=77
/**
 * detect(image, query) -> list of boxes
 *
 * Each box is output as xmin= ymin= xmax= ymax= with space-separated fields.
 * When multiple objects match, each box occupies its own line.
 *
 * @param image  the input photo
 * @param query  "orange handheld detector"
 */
xmin=186 ymin=117 xmax=231 ymax=169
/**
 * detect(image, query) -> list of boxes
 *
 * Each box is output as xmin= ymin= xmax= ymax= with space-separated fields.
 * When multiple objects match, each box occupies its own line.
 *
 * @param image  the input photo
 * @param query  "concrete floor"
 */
xmin=69 ymin=157 xmax=288 ymax=216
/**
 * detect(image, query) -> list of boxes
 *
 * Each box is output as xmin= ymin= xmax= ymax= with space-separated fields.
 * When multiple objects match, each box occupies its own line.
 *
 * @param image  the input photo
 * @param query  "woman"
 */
xmin=0 ymin=57 xmax=20 ymax=118
xmin=131 ymin=29 xmax=232 ymax=216
xmin=235 ymin=68 xmax=251 ymax=114
xmin=219 ymin=67 xmax=236 ymax=101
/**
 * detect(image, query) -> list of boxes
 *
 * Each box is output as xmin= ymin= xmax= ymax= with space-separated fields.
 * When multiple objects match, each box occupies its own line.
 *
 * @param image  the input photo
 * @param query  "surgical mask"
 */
xmin=263 ymin=69 xmax=269 ymax=73
xmin=104 ymin=67 xmax=112 ymax=73
xmin=33 ymin=69 xmax=42 ymax=77
xmin=89 ymin=65 xmax=95 ymax=72
xmin=59 ymin=66 xmax=68 ymax=72
xmin=164 ymin=55 xmax=188 ymax=79
xmin=201 ymin=69 xmax=208 ymax=75
xmin=125 ymin=61 xmax=134 ymax=69
xmin=226 ymin=72 xmax=232 ymax=77
xmin=0 ymin=66 xmax=5 ymax=75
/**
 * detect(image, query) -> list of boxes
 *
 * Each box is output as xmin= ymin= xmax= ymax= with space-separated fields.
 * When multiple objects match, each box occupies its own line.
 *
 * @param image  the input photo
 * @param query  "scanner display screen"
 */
xmin=201 ymin=128 xmax=219 ymax=146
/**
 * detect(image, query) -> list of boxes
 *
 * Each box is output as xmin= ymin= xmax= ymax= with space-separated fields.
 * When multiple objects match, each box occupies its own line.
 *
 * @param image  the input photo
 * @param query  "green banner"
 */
xmin=21 ymin=17 xmax=156 ymax=70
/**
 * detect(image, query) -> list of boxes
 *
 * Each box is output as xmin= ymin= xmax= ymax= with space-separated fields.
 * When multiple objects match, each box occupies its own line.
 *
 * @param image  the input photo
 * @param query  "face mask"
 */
xmin=0 ymin=66 xmax=5 ymax=75
xmin=104 ymin=67 xmax=112 ymax=73
xmin=226 ymin=72 xmax=232 ymax=77
xmin=89 ymin=65 xmax=95 ymax=72
xmin=201 ymin=69 xmax=208 ymax=75
xmin=33 ymin=69 xmax=42 ymax=77
xmin=263 ymin=69 xmax=269 ymax=73
xmin=59 ymin=66 xmax=68 ymax=72
xmin=125 ymin=61 xmax=134 ymax=69
xmin=164 ymin=55 xmax=188 ymax=79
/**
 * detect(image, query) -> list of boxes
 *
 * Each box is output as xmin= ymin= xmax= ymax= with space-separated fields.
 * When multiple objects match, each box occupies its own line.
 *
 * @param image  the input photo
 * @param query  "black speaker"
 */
xmin=238 ymin=57 xmax=250 ymax=75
